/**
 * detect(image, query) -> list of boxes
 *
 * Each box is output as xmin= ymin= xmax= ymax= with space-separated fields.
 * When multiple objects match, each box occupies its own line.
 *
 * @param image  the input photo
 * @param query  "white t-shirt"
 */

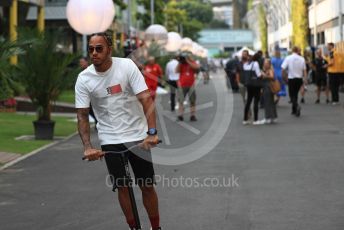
xmin=281 ymin=53 xmax=306 ymax=79
xmin=165 ymin=59 xmax=180 ymax=81
xmin=243 ymin=61 xmax=262 ymax=77
xmin=75 ymin=57 xmax=149 ymax=145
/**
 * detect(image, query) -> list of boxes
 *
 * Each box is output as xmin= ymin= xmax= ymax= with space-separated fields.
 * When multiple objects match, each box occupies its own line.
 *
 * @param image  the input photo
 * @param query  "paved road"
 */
xmin=1 ymin=71 xmax=344 ymax=230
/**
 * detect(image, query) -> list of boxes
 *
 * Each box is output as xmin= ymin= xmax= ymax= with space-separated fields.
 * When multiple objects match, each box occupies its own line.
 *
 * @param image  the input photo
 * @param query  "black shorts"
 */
xmin=316 ymin=73 xmax=328 ymax=87
xmin=102 ymin=141 xmax=155 ymax=192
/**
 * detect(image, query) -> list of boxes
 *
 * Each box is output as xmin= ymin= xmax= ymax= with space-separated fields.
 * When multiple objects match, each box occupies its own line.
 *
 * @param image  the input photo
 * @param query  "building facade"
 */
xmin=248 ymin=0 xmax=344 ymax=52
xmin=198 ymin=29 xmax=253 ymax=56
xmin=308 ymin=0 xmax=344 ymax=46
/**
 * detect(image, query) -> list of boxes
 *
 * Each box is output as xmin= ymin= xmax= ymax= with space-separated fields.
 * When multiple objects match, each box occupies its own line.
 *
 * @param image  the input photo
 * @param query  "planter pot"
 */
xmin=33 ymin=120 xmax=55 ymax=140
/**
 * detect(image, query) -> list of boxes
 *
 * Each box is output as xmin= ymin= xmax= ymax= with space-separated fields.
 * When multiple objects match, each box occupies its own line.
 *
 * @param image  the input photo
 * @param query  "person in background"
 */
xmin=143 ymin=56 xmax=163 ymax=101
xmin=236 ymin=50 xmax=250 ymax=104
xmin=312 ymin=49 xmax=330 ymax=104
xmin=260 ymin=59 xmax=277 ymax=124
xmin=271 ymin=49 xmax=286 ymax=102
xmin=225 ymin=55 xmax=240 ymax=92
xmin=165 ymin=56 xmax=180 ymax=111
xmin=326 ymin=42 xmax=342 ymax=105
xmin=257 ymin=51 xmax=265 ymax=109
xmin=282 ymin=46 xmax=307 ymax=117
xmin=300 ymin=49 xmax=311 ymax=104
xmin=176 ymin=53 xmax=200 ymax=121
xmin=256 ymin=50 xmax=265 ymax=69
xmin=79 ymin=57 xmax=89 ymax=69
xmin=200 ymin=58 xmax=210 ymax=84
xmin=242 ymin=53 xmax=263 ymax=125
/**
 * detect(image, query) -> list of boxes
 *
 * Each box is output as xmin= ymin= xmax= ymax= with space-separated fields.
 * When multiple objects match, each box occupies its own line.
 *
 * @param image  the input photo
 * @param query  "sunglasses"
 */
xmin=88 ymin=45 xmax=104 ymax=54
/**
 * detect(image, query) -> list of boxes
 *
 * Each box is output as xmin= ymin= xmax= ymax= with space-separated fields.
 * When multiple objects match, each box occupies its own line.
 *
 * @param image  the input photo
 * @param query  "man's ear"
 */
xmin=107 ymin=46 xmax=113 ymax=57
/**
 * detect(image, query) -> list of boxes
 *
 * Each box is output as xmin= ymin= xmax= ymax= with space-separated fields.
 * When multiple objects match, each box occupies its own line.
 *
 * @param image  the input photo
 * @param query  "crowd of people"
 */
xmin=224 ymin=43 xmax=343 ymax=126
xmin=136 ymin=52 xmax=202 ymax=122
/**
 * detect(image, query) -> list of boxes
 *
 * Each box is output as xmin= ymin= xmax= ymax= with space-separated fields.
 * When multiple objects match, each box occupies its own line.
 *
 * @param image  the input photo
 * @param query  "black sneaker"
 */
xmin=190 ymin=115 xmax=197 ymax=121
xmin=301 ymin=98 xmax=305 ymax=104
xmin=326 ymin=99 xmax=330 ymax=104
xmin=177 ymin=115 xmax=184 ymax=121
xmin=315 ymin=99 xmax=320 ymax=104
xmin=295 ymin=106 xmax=301 ymax=117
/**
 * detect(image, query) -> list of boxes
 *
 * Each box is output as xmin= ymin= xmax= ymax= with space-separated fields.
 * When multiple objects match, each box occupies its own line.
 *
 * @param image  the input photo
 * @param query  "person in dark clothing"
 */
xmin=257 ymin=51 xmax=265 ymax=108
xmin=225 ymin=56 xmax=240 ymax=92
xmin=312 ymin=49 xmax=330 ymax=103
xmin=243 ymin=53 xmax=263 ymax=125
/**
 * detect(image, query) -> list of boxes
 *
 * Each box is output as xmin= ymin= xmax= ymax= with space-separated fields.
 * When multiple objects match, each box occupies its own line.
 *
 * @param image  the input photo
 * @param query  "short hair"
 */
xmin=89 ymin=32 xmax=113 ymax=47
xmin=252 ymin=53 xmax=260 ymax=62
xmin=328 ymin=42 xmax=335 ymax=48
xmin=292 ymin=46 xmax=299 ymax=53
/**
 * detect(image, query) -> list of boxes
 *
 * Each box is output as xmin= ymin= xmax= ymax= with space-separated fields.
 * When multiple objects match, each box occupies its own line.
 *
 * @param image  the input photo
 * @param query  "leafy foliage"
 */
xmin=137 ymin=0 xmax=166 ymax=29
xmin=164 ymin=1 xmax=187 ymax=32
xmin=176 ymin=0 xmax=213 ymax=25
xmin=16 ymin=29 xmax=80 ymax=121
xmin=291 ymin=0 xmax=309 ymax=52
xmin=247 ymin=0 xmax=254 ymax=11
xmin=182 ymin=19 xmax=203 ymax=40
xmin=113 ymin=0 xmax=127 ymax=10
xmin=164 ymin=0 xmax=213 ymax=40
xmin=0 ymin=36 xmax=33 ymax=100
xmin=258 ymin=4 xmax=268 ymax=53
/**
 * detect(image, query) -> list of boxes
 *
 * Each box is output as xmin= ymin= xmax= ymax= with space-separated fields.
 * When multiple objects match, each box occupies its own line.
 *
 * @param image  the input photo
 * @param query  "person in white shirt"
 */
xmin=242 ymin=53 xmax=263 ymax=125
xmin=281 ymin=46 xmax=307 ymax=117
xmin=75 ymin=33 xmax=161 ymax=230
xmin=165 ymin=56 xmax=180 ymax=111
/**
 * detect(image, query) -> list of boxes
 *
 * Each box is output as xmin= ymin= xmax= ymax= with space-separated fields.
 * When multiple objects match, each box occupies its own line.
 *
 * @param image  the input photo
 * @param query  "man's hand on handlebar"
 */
xmin=82 ymin=138 xmax=162 ymax=161
xmin=84 ymin=148 xmax=103 ymax=161
xmin=140 ymin=135 xmax=159 ymax=150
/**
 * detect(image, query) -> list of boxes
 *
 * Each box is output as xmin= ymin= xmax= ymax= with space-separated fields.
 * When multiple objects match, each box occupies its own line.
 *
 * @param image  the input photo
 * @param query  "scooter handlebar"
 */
xmin=82 ymin=140 xmax=162 ymax=161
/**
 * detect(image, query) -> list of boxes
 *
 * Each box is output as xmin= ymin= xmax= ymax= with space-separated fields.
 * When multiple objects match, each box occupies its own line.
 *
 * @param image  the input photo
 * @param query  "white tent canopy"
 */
xmin=233 ymin=46 xmax=255 ymax=57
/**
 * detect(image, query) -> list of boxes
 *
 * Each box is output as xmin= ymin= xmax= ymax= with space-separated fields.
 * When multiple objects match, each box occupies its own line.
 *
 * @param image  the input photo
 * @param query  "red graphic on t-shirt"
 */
xmin=106 ymin=84 xmax=122 ymax=95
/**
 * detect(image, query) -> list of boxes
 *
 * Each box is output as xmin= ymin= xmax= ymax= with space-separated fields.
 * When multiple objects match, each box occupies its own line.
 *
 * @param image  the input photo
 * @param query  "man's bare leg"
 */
xmin=140 ymin=186 xmax=160 ymax=229
xmin=118 ymin=187 xmax=135 ymax=227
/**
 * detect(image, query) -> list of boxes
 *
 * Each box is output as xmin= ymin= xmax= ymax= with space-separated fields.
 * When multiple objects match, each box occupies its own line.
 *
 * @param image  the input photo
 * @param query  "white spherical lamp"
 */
xmin=181 ymin=37 xmax=193 ymax=52
xmin=191 ymin=42 xmax=202 ymax=55
xmin=165 ymin=32 xmax=182 ymax=52
xmin=66 ymin=0 xmax=115 ymax=35
xmin=144 ymin=24 xmax=168 ymax=46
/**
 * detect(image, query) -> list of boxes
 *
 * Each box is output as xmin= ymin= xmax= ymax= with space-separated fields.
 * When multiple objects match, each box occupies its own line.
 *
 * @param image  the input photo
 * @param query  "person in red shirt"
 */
xmin=143 ymin=56 xmax=163 ymax=101
xmin=176 ymin=53 xmax=200 ymax=121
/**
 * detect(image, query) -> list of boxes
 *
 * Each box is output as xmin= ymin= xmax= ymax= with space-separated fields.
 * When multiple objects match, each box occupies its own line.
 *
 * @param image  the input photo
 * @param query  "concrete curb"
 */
xmin=0 ymin=132 xmax=78 ymax=171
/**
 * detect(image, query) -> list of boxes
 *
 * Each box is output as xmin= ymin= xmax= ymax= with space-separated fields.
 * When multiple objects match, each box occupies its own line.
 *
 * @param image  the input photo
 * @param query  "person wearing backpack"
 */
xmin=242 ymin=53 xmax=263 ymax=125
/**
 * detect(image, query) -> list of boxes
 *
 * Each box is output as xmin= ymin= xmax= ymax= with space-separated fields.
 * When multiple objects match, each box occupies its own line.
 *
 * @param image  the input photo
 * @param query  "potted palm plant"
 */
xmin=17 ymin=30 xmax=79 ymax=140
